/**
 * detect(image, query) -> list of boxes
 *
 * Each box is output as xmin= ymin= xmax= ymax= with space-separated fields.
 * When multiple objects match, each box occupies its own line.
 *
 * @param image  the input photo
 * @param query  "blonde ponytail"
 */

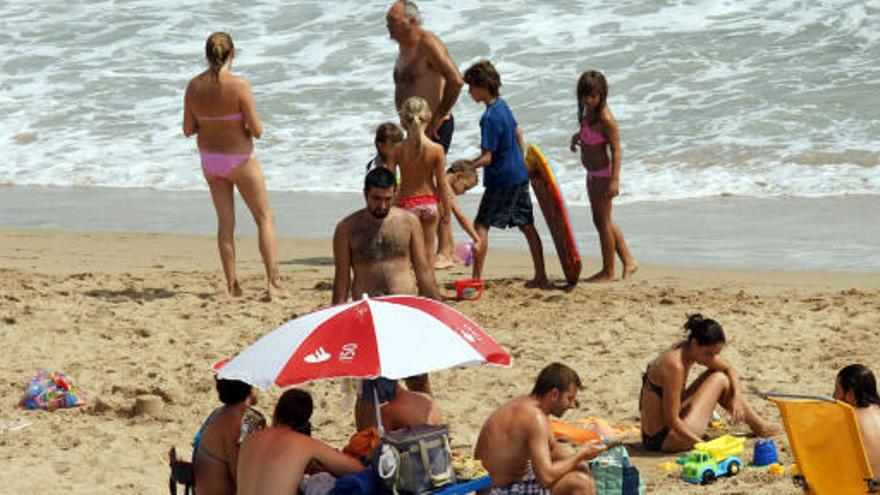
xmin=399 ymin=96 xmax=432 ymax=148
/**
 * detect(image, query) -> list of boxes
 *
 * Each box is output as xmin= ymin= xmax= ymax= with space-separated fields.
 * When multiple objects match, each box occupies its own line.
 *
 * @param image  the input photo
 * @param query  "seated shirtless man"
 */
xmin=475 ymin=363 xmax=605 ymax=495
xmin=333 ymin=167 xmax=442 ymax=426
xmin=834 ymin=364 xmax=880 ymax=475
xmin=237 ymin=389 xmax=364 ymax=495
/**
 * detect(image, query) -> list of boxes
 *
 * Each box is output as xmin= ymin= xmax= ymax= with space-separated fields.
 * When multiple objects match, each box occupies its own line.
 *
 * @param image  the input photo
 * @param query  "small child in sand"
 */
xmin=462 ymin=60 xmax=547 ymax=288
xmin=390 ymin=96 xmax=453 ymax=269
xmin=569 ymin=70 xmax=637 ymax=283
xmin=435 ymin=160 xmax=482 ymax=269
xmin=366 ymin=122 xmax=404 ymax=172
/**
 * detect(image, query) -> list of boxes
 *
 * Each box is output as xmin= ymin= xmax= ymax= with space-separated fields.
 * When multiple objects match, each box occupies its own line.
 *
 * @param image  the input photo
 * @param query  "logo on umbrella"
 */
xmin=304 ymin=347 xmax=331 ymax=364
xmin=339 ymin=343 xmax=358 ymax=362
xmin=460 ymin=325 xmax=481 ymax=343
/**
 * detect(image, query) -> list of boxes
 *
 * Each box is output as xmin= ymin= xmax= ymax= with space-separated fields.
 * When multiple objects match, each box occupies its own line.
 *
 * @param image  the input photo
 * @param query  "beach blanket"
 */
xmin=550 ymin=417 xmax=640 ymax=445
xmin=20 ymin=370 xmax=87 ymax=410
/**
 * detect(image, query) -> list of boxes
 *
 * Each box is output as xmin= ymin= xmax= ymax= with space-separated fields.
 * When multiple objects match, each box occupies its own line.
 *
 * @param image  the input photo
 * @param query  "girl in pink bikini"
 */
xmin=183 ymin=32 xmax=287 ymax=299
xmin=390 ymin=96 xmax=453 ymax=269
xmin=570 ymin=70 xmax=638 ymax=283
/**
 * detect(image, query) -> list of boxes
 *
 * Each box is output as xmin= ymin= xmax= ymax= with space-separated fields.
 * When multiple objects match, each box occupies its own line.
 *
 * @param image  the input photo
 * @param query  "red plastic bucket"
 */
xmin=455 ymin=279 xmax=484 ymax=301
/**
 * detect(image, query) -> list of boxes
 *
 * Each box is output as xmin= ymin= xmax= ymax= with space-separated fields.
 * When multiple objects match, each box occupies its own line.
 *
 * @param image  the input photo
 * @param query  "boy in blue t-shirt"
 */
xmin=462 ymin=60 xmax=548 ymax=288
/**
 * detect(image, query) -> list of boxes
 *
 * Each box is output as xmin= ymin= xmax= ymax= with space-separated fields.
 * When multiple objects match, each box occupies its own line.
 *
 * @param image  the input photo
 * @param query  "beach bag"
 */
xmin=374 ymin=424 xmax=456 ymax=494
xmin=19 ymin=370 xmax=87 ymax=410
xmin=588 ymin=445 xmax=646 ymax=495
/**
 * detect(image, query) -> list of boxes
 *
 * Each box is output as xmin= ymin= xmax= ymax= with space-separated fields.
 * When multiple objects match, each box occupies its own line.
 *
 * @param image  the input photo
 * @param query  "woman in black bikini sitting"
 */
xmin=192 ymin=378 xmax=266 ymax=494
xmin=639 ymin=314 xmax=781 ymax=452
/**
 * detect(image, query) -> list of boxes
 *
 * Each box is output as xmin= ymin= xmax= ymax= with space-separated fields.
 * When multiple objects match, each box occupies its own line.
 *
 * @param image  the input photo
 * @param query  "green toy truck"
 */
xmin=680 ymin=435 xmax=745 ymax=485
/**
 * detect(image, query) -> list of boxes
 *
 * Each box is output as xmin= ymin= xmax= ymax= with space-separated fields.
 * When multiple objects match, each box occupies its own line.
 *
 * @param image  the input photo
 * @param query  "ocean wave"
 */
xmin=2 ymin=0 xmax=878 ymax=205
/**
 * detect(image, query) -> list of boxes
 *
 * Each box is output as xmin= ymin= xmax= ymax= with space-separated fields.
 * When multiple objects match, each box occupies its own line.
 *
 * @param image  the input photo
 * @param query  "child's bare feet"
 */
xmin=585 ymin=271 xmax=615 ymax=283
xmin=524 ymin=277 xmax=552 ymax=289
xmin=227 ymin=280 xmax=243 ymax=297
xmin=434 ymin=254 xmax=454 ymax=270
xmin=622 ymin=260 xmax=639 ymax=281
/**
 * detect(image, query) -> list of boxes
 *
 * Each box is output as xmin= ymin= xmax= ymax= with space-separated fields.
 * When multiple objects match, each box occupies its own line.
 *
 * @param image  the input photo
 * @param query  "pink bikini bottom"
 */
xmin=200 ymin=150 xmax=253 ymax=178
xmin=397 ymin=194 xmax=438 ymax=221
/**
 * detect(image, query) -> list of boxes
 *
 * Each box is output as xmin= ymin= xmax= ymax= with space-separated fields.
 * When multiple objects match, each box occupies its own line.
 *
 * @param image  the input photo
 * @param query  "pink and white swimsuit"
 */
xmin=397 ymin=194 xmax=438 ymax=221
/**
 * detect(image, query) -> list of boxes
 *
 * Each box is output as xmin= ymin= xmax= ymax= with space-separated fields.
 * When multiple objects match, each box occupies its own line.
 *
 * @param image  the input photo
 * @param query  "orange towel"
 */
xmin=342 ymin=427 xmax=381 ymax=459
xmin=550 ymin=419 xmax=602 ymax=444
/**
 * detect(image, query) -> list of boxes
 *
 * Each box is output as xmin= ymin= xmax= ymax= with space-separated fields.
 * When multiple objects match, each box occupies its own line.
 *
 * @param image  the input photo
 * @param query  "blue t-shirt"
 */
xmin=479 ymin=98 xmax=529 ymax=189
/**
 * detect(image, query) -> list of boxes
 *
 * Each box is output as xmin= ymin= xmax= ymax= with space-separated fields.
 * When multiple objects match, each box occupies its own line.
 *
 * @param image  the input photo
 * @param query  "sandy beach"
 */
xmin=3 ymin=0 xmax=879 ymax=492
xmin=1 ymin=227 xmax=878 ymax=494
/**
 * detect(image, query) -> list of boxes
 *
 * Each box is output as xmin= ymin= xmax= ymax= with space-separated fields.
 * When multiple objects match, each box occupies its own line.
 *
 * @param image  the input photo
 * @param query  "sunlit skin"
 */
xmin=435 ymin=169 xmax=482 ymax=269
xmin=183 ymin=42 xmax=288 ymax=300
xmin=569 ymin=90 xmax=638 ymax=284
xmin=475 ymin=384 xmax=603 ymax=493
xmin=332 ymin=181 xmax=442 ymax=428
xmin=833 ymin=378 xmax=880 ymax=475
xmin=639 ymin=339 xmax=781 ymax=452
xmin=366 ymin=187 xmax=394 ymax=220
xmin=386 ymin=2 xmax=463 ymax=140
xmin=333 ymin=180 xmax=441 ymax=304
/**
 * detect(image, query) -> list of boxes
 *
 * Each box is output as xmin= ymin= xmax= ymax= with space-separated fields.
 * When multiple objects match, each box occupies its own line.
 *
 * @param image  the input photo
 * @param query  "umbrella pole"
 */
xmin=373 ymin=387 xmax=385 ymax=437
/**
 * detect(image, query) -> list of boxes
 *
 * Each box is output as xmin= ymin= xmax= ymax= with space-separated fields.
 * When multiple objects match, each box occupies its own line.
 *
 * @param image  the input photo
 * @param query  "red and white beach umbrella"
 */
xmin=216 ymin=295 xmax=511 ymax=390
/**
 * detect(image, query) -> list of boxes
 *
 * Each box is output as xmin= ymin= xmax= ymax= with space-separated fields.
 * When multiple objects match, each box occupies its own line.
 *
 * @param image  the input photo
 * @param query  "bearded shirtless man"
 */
xmin=475 ymin=363 xmax=605 ymax=495
xmin=386 ymin=0 xmax=463 ymax=153
xmin=332 ymin=167 xmax=440 ymax=304
xmin=333 ymin=168 xmax=441 ymax=422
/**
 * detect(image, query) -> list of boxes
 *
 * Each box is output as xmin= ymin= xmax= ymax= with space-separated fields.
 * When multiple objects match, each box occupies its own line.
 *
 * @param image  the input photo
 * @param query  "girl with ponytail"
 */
xmin=387 ymin=96 xmax=453 ymax=269
xmin=638 ymin=314 xmax=780 ymax=452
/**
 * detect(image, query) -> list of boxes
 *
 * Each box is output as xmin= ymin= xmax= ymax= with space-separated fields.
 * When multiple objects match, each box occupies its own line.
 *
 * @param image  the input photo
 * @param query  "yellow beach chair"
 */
xmin=762 ymin=393 xmax=880 ymax=494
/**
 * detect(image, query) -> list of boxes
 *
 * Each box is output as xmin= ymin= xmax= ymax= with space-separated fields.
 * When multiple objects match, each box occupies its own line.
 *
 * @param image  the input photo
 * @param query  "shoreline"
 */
xmin=2 ymin=228 xmax=878 ymax=292
xmin=1 ymin=184 xmax=878 ymax=274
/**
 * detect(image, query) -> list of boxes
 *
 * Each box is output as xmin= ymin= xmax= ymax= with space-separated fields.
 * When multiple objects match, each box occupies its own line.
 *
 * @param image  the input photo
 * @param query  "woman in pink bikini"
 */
xmin=390 ymin=96 xmax=453 ymax=269
xmin=183 ymin=32 xmax=287 ymax=299
xmin=570 ymin=70 xmax=638 ymax=283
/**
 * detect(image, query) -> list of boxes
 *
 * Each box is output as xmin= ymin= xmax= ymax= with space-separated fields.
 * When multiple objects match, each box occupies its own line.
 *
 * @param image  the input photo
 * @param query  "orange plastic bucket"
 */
xmin=455 ymin=279 xmax=484 ymax=301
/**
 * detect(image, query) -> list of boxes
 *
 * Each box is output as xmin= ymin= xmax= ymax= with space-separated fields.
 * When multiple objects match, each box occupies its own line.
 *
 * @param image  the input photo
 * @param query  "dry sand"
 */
xmin=1 ymin=229 xmax=878 ymax=494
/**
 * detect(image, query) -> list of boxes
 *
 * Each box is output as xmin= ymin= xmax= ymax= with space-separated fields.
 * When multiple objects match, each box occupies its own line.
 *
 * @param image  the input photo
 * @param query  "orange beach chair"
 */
xmin=762 ymin=392 xmax=880 ymax=494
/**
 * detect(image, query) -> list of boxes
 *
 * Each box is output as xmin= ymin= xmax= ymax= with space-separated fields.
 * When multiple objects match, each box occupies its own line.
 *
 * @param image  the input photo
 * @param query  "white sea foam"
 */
xmin=2 ymin=0 xmax=878 ymax=205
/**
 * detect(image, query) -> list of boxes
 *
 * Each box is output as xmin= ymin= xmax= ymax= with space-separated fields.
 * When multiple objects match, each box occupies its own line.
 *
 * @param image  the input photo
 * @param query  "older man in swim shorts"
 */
xmin=386 ymin=0 xmax=463 ymax=154
xmin=475 ymin=363 xmax=605 ymax=494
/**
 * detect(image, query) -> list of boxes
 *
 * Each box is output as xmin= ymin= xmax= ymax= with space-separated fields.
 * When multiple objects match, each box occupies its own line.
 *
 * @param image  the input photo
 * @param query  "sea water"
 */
xmin=2 ymin=0 xmax=878 ymax=207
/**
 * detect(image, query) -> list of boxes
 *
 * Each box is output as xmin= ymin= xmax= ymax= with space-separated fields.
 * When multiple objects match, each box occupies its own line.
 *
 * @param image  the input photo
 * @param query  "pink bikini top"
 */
xmin=197 ymin=112 xmax=243 ymax=122
xmin=580 ymin=121 xmax=606 ymax=146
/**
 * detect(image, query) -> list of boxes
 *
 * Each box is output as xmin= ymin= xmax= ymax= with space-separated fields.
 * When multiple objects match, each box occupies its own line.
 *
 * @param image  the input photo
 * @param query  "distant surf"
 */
xmin=3 ymin=0 xmax=878 ymax=205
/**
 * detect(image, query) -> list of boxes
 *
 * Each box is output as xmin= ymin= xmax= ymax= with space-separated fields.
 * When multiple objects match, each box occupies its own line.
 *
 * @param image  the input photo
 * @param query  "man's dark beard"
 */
xmin=370 ymin=208 xmax=390 ymax=219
